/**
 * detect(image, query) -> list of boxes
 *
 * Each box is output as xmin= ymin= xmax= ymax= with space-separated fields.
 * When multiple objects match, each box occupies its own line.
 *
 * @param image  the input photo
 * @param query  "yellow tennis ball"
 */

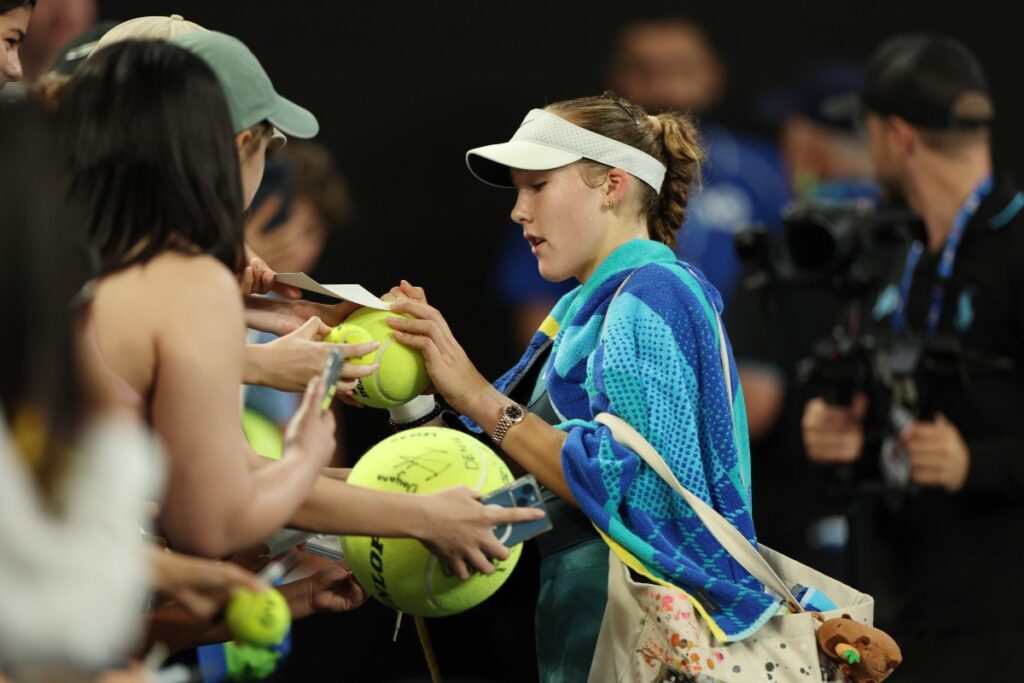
xmin=324 ymin=307 xmax=429 ymax=409
xmin=242 ymin=408 xmax=283 ymax=461
xmin=342 ymin=427 xmax=520 ymax=617
xmin=225 ymin=587 xmax=291 ymax=647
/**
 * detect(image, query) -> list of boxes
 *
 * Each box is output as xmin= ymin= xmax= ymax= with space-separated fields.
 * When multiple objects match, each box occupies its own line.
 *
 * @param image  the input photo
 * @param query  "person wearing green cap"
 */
xmin=172 ymin=30 xmax=318 ymax=208
xmin=170 ymin=29 xmax=315 ymax=302
xmin=167 ymin=28 xmax=359 ymax=395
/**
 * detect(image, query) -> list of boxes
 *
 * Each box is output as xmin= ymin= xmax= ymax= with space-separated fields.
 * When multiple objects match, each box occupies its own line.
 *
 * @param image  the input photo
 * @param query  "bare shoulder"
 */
xmin=96 ymin=252 xmax=243 ymax=348
xmin=141 ymin=252 xmax=241 ymax=301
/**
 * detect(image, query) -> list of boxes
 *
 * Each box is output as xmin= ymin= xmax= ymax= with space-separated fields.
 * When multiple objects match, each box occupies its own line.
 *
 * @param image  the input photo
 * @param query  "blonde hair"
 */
xmin=545 ymin=92 xmax=703 ymax=248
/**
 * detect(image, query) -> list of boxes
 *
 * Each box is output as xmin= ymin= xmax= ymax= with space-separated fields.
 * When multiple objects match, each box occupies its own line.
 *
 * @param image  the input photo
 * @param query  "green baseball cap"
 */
xmin=172 ymin=30 xmax=318 ymax=139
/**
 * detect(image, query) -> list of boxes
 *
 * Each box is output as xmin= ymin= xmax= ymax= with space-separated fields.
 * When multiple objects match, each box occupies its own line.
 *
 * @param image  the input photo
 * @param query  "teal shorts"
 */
xmin=535 ymin=538 xmax=609 ymax=683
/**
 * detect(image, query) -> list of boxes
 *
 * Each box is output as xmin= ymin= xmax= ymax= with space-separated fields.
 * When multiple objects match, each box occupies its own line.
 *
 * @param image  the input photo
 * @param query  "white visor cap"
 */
xmin=466 ymin=109 xmax=667 ymax=193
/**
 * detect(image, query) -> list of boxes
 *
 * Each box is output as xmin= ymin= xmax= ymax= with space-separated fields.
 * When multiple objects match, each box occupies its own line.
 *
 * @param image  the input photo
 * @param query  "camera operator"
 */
xmin=801 ymin=34 xmax=1024 ymax=679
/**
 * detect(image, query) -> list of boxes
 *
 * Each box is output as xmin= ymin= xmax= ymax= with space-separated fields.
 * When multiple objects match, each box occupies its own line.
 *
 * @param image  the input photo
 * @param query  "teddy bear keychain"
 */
xmin=814 ymin=614 xmax=903 ymax=683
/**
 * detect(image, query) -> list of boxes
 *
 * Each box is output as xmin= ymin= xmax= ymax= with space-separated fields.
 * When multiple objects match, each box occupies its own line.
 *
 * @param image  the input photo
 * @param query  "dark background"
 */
xmin=97 ymin=0 xmax=1021 ymax=392
xmin=93 ymin=1 xmax=1017 ymax=680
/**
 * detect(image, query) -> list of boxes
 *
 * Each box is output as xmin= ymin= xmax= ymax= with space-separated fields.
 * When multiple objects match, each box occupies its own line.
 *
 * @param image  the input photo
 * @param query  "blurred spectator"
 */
xmin=759 ymin=61 xmax=879 ymax=203
xmin=496 ymin=15 xmax=789 ymax=349
xmin=30 ymin=18 xmax=114 ymax=107
xmin=16 ymin=0 xmax=94 ymax=82
xmin=727 ymin=62 xmax=882 ymax=573
xmin=0 ymin=0 xmax=32 ymax=91
xmin=0 ymin=97 xmax=162 ymax=678
xmin=607 ymin=16 xmax=790 ymax=305
xmin=245 ymin=140 xmax=354 ymax=275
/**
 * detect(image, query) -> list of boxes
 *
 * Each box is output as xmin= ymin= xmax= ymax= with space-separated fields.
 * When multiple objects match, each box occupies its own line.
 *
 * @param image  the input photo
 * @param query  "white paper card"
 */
xmin=275 ymin=273 xmax=389 ymax=310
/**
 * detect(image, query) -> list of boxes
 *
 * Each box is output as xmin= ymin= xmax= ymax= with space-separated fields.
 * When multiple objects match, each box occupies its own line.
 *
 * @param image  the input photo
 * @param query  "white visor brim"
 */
xmin=466 ymin=141 xmax=582 ymax=188
xmin=465 ymin=108 xmax=667 ymax=192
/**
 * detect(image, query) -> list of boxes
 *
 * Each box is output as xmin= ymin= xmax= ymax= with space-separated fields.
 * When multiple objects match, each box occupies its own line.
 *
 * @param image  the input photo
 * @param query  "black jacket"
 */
xmin=868 ymin=174 xmax=1024 ymax=630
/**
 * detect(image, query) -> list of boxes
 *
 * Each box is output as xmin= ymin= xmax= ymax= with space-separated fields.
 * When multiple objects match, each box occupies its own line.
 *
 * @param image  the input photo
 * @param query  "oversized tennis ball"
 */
xmin=324 ymin=307 xmax=429 ymax=409
xmin=225 ymin=587 xmax=291 ymax=647
xmin=242 ymin=408 xmax=283 ymax=461
xmin=342 ymin=427 xmax=520 ymax=617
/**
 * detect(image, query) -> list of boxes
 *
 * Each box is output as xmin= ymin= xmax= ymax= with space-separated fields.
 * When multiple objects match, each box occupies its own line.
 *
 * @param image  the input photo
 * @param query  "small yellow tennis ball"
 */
xmin=324 ymin=307 xmax=429 ymax=409
xmin=342 ymin=427 xmax=520 ymax=617
xmin=225 ymin=587 xmax=291 ymax=647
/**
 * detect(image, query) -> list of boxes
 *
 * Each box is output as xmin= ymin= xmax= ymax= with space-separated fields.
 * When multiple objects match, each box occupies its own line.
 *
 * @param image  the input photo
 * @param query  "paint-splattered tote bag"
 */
xmin=587 ymin=413 xmax=875 ymax=683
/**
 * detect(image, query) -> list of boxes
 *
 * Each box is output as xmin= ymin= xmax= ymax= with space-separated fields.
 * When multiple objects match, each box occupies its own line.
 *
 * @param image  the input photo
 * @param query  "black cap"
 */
xmin=862 ymin=33 xmax=993 ymax=130
xmin=756 ymin=61 xmax=865 ymax=133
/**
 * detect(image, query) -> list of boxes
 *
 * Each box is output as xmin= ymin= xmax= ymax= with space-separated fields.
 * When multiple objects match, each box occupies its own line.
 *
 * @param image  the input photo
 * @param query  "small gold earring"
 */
xmin=606 ymin=199 xmax=618 ymax=210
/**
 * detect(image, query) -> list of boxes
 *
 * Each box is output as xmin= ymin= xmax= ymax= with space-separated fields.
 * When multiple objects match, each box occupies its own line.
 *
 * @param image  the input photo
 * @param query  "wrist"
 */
xmin=404 ymin=495 xmax=433 ymax=542
xmin=312 ymin=301 xmax=344 ymax=328
xmin=489 ymin=401 xmax=527 ymax=447
xmin=242 ymin=343 xmax=270 ymax=387
xmin=243 ymin=295 xmax=283 ymax=335
xmin=464 ymin=388 xmax=512 ymax=435
xmin=277 ymin=577 xmax=315 ymax=619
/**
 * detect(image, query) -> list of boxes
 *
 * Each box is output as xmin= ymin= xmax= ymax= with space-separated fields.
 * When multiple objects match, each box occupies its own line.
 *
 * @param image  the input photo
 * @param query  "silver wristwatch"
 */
xmin=491 ymin=403 xmax=526 ymax=446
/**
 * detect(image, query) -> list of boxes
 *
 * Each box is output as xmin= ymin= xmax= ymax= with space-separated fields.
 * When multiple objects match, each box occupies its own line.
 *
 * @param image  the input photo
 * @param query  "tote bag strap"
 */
xmin=595 ymin=265 xmax=798 ymax=607
xmin=596 ymin=412 xmax=800 ymax=610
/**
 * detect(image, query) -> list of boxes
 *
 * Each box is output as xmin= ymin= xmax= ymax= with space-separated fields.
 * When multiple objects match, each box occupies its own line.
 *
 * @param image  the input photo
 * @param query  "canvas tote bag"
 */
xmin=588 ymin=281 xmax=873 ymax=682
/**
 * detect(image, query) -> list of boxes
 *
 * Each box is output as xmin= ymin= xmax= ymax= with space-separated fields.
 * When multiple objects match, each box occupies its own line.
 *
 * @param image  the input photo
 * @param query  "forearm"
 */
xmin=463 ymin=389 xmax=573 ymax=504
xmin=244 ymin=296 xmax=350 ymax=336
xmin=166 ymin=455 xmax=322 ymax=558
xmin=287 ymin=475 xmax=430 ymax=539
xmin=144 ymin=604 xmax=229 ymax=655
xmin=228 ymin=456 xmax=327 ymax=548
xmin=276 ymin=577 xmax=316 ymax=621
xmin=244 ymin=295 xmax=294 ymax=335
xmin=500 ymin=414 xmax=573 ymax=504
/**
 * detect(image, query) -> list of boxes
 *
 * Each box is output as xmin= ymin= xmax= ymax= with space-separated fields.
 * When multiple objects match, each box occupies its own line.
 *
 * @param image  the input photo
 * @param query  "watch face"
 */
xmin=504 ymin=404 xmax=526 ymax=421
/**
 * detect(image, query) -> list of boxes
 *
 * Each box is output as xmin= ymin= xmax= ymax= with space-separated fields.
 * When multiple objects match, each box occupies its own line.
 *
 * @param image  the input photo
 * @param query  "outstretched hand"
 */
xmin=151 ymin=548 xmax=267 ymax=621
xmin=383 ymin=279 xmax=428 ymax=305
xmin=239 ymin=253 xmax=303 ymax=299
xmin=305 ymin=560 xmax=369 ymax=613
xmin=417 ymin=485 xmax=545 ymax=580
xmin=255 ymin=316 xmax=379 ymax=395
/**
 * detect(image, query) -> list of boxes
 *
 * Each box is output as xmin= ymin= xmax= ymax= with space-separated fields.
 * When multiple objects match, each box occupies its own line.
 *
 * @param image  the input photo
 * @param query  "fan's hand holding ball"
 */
xmin=325 ymin=306 xmax=430 ymax=408
xmin=225 ymin=587 xmax=291 ymax=647
xmin=342 ymin=427 xmax=539 ymax=617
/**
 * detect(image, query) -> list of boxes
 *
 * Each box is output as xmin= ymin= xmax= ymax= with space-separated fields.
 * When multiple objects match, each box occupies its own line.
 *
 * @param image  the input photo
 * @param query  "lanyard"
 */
xmin=891 ymin=175 xmax=994 ymax=336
